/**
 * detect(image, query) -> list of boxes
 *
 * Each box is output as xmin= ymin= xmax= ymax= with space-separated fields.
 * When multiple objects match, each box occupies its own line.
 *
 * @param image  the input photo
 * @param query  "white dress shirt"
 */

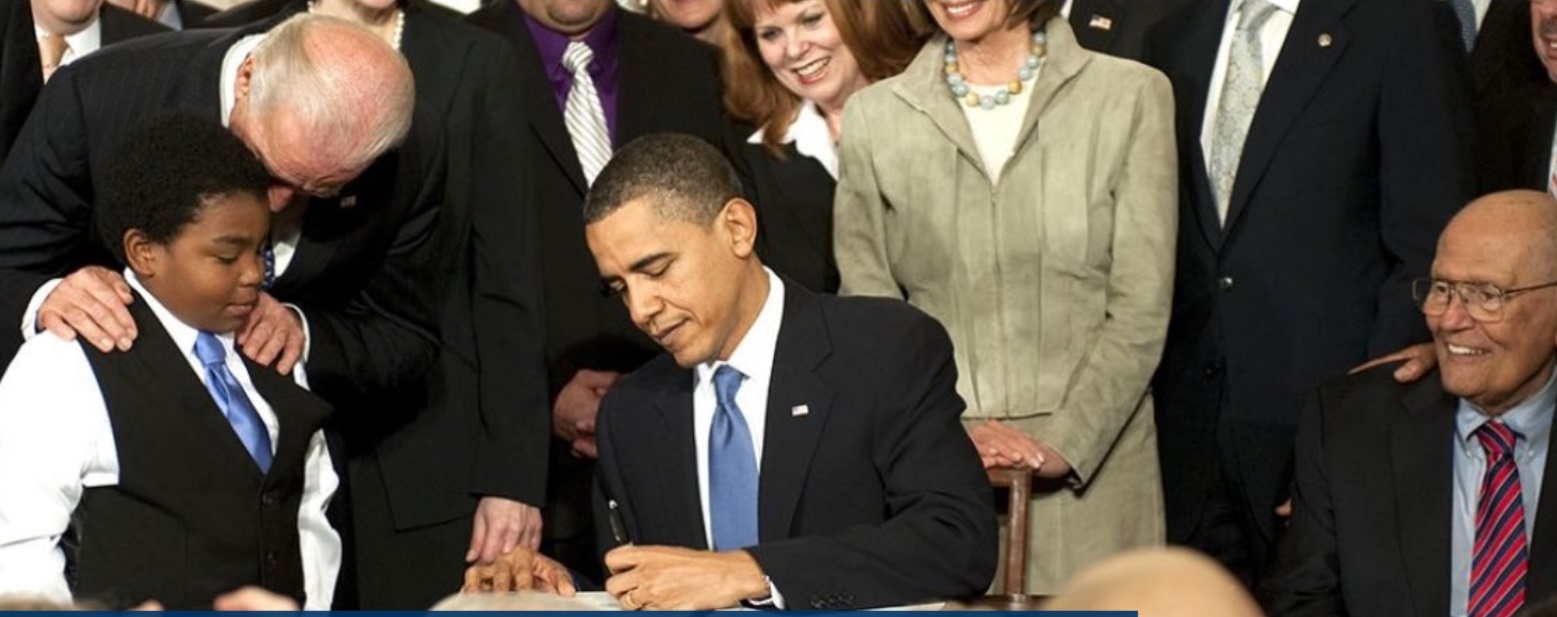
xmin=747 ymin=100 xmax=839 ymax=180
xmin=20 ymin=33 xmax=312 ymax=357
xmin=34 ymin=18 xmax=102 ymax=69
xmin=1198 ymin=0 xmax=1300 ymax=164
xmin=0 ymin=271 xmax=340 ymax=609
xmin=692 ymin=268 xmax=784 ymax=606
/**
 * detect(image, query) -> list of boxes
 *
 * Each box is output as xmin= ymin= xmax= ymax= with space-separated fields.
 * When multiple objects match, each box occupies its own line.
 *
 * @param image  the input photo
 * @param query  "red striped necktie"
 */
xmin=1470 ymin=421 xmax=1528 ymax=617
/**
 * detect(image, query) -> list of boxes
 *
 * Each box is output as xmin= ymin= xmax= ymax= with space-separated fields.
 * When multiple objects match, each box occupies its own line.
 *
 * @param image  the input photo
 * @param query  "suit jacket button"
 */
xmin=1218 ymin=276 xmax=1236 ymax=291
xmin=262 ymin=491 xmax=280 ymax=506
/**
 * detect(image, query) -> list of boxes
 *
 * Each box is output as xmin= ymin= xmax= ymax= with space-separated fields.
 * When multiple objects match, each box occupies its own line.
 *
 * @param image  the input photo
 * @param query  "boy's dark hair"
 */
xmin=96 ymin=113 xmax=271 ymax=262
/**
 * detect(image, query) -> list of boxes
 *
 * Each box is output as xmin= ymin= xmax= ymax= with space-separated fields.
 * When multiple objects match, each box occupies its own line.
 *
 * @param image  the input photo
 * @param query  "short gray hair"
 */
xmin=583 ymin=133 xmax=743 ymax=226
xmin=247 ymin=13 xmax=414 ymax=171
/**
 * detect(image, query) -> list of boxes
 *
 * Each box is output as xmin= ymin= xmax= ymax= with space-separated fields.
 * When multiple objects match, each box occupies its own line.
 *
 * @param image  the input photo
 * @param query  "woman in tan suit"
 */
xmin=834 ymin=0 xmax=1176 ymax=594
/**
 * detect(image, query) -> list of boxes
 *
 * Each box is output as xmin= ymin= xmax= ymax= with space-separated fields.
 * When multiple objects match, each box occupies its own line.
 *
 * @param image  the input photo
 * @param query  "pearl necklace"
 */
xmin=944 ymin=29 xmax=1047 ymax=109
xmin=306 ymin=2 xmax=406 ymax=52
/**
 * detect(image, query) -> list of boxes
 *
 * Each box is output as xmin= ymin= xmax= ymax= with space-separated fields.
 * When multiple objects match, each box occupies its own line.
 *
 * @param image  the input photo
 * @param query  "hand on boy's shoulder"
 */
xmin=37 ymin=266 xmax=137 ymax=353
xmin=236 ymin=292 xmax=305 ymax=375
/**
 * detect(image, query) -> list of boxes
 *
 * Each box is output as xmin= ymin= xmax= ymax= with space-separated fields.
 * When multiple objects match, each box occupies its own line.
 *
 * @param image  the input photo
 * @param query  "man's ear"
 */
xmin=235 ymin=55 xmax=256 ymax=100
xmin=720 ymin=198 xmax=759 ymax=259
xmin=122 ymin=229 xmax=159 ymax=278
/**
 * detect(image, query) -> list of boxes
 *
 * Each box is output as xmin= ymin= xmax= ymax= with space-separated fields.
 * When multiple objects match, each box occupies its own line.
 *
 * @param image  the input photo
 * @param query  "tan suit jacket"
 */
xmin=835 ymin=16 xmax=1176 ymax=593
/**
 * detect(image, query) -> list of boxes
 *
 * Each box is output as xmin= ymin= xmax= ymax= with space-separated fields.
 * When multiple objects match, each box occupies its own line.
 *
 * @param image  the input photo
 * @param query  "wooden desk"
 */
xmin=947 ymin=594 xmax=1048 ymax=611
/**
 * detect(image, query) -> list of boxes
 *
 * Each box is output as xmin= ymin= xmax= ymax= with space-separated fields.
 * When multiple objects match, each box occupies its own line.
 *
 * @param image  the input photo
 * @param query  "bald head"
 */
xmin=246 ymin=13 xmax=414 ymax=173
xmin=1042 ymin=548 xmax=1264 ymax=617
xmin=1440 ymin=190 xmax=1557 ymax=280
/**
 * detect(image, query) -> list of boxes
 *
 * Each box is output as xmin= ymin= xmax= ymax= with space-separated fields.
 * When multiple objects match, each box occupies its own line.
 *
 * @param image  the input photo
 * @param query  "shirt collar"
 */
xmin=746 ymin=100 xmax=838 ymax=180
xmin=695 ymin=268 xmax=785 ymax=390
xmin=36 ymin=16 xmax=102 ymax=64
xmin=123 ymin=268 xmax=238 ymax=363
xmin=522 ymin=4 xmax=621 ymax=85
xmin=219 ymin=34 xmax=267 ymax=128
xmin=1456 ymin=366 xmax=1557 ymax=448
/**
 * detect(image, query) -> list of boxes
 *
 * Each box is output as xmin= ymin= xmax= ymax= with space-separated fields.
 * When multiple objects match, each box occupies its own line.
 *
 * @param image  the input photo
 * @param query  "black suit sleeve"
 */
xmin=743 ymin=314 xmax=997 ymax=607
xmin=0 ymin=65 xmax=100 ymax=365
xmin=1368 ymin=0 xmax=1476 ymax=355
xmin=304 ymin=124 xmax=443 ymax=402
xmin=1260 ymin=389 xmax=1348 ymax=617
xmin=466 ymin=46 xmax=550 ymax=505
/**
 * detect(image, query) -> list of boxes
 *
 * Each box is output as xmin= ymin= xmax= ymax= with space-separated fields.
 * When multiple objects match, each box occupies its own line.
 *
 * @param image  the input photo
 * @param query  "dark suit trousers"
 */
xmin=1182 ymin=385 xmax=1283 ymax=587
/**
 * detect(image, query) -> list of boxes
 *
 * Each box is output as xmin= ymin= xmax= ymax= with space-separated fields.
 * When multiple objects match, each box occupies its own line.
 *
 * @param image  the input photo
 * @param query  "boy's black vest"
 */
xmin=73 ymin=293 xmax=331 ymax=609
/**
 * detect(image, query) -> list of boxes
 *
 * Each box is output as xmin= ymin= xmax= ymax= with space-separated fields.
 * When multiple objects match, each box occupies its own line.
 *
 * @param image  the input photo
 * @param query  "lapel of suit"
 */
xmin=1471 ymin=0 xmax=1521 ymax=97
xmin=1528 ymin=397 xmax=1557 ymax=600
xmin=1067 ymin=0 xmax=1121 ymax=54
xmin=1222 ymin=0 xmax=1356 ymax=232
xmin=1007 ymin=16 xmax=1090 ymax=161
xmin=757 ymin=282 xmax=834 ymax=542
xmin=652 ymin=370 xmax=709 ymax=550
xmin=891 ymin=37 xmax=983 ymax=176
xmin=1164 ymin=0 xmax=1232 ymax=253
xmin=488 ymin=3 xmax=588 ymax=195
xmin=1392 ymin=373 xmax=1456 ymax=616
xmin=1526 ymin=85 xmax=1557 ymax=192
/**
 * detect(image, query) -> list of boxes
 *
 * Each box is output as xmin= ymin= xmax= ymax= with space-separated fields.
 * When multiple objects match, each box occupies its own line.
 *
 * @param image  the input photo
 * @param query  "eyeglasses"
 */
xmin=1412 ymin=277 xmax=1557 ymax=323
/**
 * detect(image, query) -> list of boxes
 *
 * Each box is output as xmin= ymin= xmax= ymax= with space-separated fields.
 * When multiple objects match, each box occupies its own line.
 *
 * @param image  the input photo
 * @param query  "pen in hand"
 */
xmin=608 ymin=498 xmax=632 ymax=546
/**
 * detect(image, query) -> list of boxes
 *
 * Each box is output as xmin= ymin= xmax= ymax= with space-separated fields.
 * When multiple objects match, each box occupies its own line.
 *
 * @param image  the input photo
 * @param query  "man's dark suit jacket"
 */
xmin=592 ymin=279 xmax=998 ymax=610
xmin=0 ymin=4 xmax=169 ymax=165
xmin=1067 ymin=0 xmax=1192 ymax=61
xmin=1469 ymin=0 xmax=1544 ymax=107
xmin=1144 ymin=0 xmax=1476 ymax=552
xmin=467 ymin=2 xmax=728 ymax=394
xmin=1261 ymin=367 xmax=1557 ymax=616
xmin=204 ymin=0 xmax=550 ymax=538
xmin=1478 ymin=82 xmax=1555 ymax=194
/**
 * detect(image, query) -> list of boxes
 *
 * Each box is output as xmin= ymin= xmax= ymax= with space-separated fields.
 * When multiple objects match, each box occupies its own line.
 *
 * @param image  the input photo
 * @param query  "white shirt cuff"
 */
xmin=281 ymin=303 xmax=311 ymax=362
xmin=745 ymin=576 xmax=785 ymax=609
xmin=20 ymin=279 xmax=63 ymax=340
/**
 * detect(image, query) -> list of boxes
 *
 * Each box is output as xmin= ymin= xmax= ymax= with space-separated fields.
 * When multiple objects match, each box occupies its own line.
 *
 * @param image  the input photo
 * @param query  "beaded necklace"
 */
xmin=944 ymin=29 xmax=1047 ymax=109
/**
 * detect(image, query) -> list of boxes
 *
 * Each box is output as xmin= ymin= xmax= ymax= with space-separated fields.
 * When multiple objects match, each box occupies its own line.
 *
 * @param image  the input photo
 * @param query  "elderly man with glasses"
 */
xmin=1261 ymin=190 xmax=1557 ymax=617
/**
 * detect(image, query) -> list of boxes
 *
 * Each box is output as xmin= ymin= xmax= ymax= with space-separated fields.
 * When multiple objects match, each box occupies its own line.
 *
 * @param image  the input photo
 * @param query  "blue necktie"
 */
xmin=261 ymin=239 xmax=276 ymax=290
xmin=195 ymin=332 xmax=273 ymax=473
xmin=709 ymin=365 xmax=758 ymax=551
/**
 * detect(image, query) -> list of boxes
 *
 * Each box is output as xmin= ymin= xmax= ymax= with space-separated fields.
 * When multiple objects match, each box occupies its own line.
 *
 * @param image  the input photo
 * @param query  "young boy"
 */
xmin=0 ymin=114 xmax=339 ymax=609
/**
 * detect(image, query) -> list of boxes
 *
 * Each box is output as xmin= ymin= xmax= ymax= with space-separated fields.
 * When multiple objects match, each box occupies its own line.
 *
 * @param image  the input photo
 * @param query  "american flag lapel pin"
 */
xmin=791 ymin=404 xmax=809 ymax=417
xmin=1088 ymin=15 xmax=1113 ymax=31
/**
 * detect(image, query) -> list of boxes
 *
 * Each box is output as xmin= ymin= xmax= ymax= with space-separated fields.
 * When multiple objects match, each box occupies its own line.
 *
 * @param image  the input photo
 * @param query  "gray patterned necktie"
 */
xmin=1209 ymin=0 xmax=1280 ymax=226
xmin=1446 ymin=0 xmax=1477 ymax=52
xmin=561 ymin=41 xmax=613 ymax=186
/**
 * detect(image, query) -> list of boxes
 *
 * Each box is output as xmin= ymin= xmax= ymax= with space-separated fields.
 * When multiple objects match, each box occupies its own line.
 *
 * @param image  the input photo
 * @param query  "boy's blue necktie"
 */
xmin=709 ymin=365 xmax=758 ymax=551
xmin=194 ymin=331 xmax=273 ymax=473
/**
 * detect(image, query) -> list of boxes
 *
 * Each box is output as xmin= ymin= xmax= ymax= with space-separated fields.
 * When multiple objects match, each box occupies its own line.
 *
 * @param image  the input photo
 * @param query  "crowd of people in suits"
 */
xmin=0 ymin=0 xmax=1553 ymax=614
